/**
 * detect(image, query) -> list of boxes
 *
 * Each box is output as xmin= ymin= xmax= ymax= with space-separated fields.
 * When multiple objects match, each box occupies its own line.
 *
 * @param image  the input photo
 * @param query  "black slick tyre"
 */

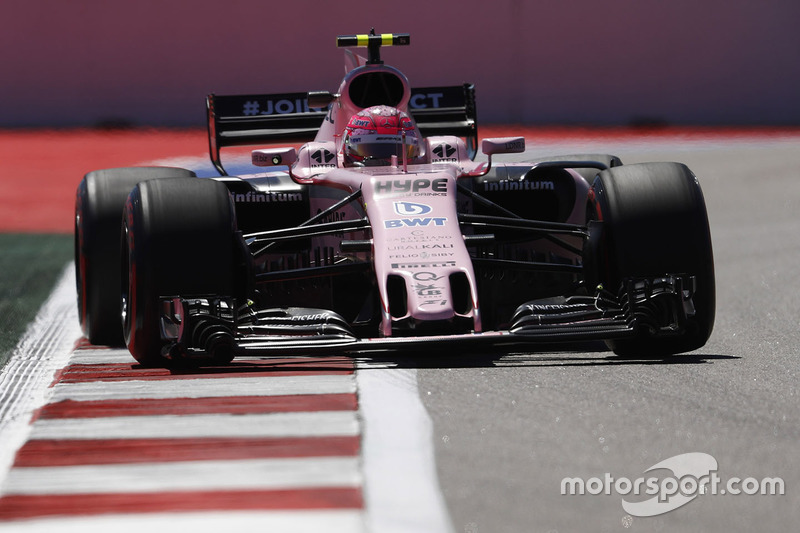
xmin=588 ymin=162 xmax=715 ymax=356
xmin=75 ymin=166 xmax=195 ymax=346
xmin=122 ymin=177 xmax=238 ymax=366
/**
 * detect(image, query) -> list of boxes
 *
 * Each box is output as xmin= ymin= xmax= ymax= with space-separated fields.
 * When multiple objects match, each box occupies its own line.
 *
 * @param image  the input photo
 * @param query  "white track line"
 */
xmin=0 ymin=510 xmax=364 ymax=533
xmin=50 ymin=373 xmax=355 ymax=401
xmin=4 ymin=456 xmax=360 ymax=495
xmin=28 ymin=411 xmax=359 ymax=440
xmin=357 ymin=367 xmax=455 ymax=533
xmin=66 ymin=348 xmax=142 ymax=364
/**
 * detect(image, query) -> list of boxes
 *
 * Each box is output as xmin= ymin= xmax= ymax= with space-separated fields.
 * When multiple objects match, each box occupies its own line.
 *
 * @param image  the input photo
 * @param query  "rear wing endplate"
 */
xmin=207 ymin=84 xmax=477 ymax=175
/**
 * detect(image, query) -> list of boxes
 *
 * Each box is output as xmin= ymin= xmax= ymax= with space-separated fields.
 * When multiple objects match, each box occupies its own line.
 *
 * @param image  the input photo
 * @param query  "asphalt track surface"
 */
xmin=1 ymin=129 xmax=799 ymax=531
xmin=420 ymin=136 xmax=800 ymax=532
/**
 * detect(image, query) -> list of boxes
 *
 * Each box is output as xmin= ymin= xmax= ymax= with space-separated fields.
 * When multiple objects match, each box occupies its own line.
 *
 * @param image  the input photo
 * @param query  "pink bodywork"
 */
xmin=252 ymin=52 xmax=524 ymax=336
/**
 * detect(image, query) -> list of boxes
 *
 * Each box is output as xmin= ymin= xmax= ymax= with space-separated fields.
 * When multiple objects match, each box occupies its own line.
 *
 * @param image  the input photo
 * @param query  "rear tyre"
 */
xmin=75 ymin=167 xmax=195 ymax=346
xmin=122 ymin=178 xmax=238 ymax=366
xmin=588 ymin=162 xmax=715 ymax=356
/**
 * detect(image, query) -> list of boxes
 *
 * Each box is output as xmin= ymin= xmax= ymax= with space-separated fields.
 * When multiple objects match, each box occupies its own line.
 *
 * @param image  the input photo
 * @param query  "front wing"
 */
xmin=157 ymin=274 xmax=697 ymax=362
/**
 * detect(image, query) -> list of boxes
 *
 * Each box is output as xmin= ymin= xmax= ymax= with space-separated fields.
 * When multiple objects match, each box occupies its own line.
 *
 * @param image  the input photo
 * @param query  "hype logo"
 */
xmin=393 ymin=202 xmax=432 ymax=216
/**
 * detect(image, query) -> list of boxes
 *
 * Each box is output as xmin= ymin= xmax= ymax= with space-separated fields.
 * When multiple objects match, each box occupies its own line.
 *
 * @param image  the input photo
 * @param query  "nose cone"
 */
xmin=361 ymin=168 xmax=481 ymax=336
xmin=385 ymin=269 xmax=478 ymax=335
xmin=404 ymin=270 xmax=456 ymax=321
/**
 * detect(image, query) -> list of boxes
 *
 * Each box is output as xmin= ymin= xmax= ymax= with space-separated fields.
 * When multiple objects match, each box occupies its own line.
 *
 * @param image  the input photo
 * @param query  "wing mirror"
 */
xmin=252 ymin=147 xmax=297 ymax=167
xmin=482 ymin=136 xmax=525 ymax=156
xmin=465 ymin=136 xmax=525 ymax=177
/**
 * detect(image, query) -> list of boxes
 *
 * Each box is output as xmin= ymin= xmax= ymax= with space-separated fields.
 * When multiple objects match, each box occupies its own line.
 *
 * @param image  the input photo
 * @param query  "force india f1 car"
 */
xmin=75 ymin=32 xmax=715 ymax=366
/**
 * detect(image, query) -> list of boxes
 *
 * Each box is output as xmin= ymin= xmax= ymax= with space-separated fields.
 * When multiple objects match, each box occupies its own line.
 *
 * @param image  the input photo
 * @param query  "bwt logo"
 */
xmin=385 ymin=217 xmax=447 ymax=229
xmin=393 ymin=202 xmax=432 ymax=216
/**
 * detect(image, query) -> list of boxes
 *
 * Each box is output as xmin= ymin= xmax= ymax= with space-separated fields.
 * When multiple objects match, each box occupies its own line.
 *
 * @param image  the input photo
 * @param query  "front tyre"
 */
xmin=588 ymin=162 xmax=715 ymax=356
xmin=122 ymin=178 xmax=238 ymax=366
xmin=75 ymin=166 xmax=195 ymax=346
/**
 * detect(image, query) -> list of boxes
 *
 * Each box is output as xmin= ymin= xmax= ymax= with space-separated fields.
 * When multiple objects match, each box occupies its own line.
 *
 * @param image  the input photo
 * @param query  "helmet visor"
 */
xmin=346 ymin=135 xmax=419 ymax=164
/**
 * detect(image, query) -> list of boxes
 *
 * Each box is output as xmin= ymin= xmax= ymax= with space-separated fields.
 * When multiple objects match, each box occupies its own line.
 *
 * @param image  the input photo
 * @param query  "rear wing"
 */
xmin=206 ymin=84 xmax=477 ymax=175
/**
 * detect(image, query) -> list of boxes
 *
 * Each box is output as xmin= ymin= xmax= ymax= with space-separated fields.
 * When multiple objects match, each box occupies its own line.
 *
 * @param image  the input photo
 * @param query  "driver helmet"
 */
xmin=342 ymin=105 xmax=422 ymax=166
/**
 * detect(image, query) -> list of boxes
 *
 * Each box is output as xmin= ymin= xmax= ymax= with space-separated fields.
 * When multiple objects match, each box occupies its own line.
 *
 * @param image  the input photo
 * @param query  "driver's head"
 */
xmin=342 ymin=105 xmax=422 ymax=167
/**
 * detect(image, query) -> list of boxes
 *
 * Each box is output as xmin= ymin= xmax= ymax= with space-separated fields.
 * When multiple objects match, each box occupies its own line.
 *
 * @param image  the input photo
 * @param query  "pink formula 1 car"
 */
xmin=75 ymin=32 xmax=714 ymax=366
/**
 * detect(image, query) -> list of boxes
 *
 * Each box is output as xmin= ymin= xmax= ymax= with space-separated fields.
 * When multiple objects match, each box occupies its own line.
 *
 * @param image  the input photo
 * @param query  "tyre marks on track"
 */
xmin=0 ymin=344 xmax=365 ymax=530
